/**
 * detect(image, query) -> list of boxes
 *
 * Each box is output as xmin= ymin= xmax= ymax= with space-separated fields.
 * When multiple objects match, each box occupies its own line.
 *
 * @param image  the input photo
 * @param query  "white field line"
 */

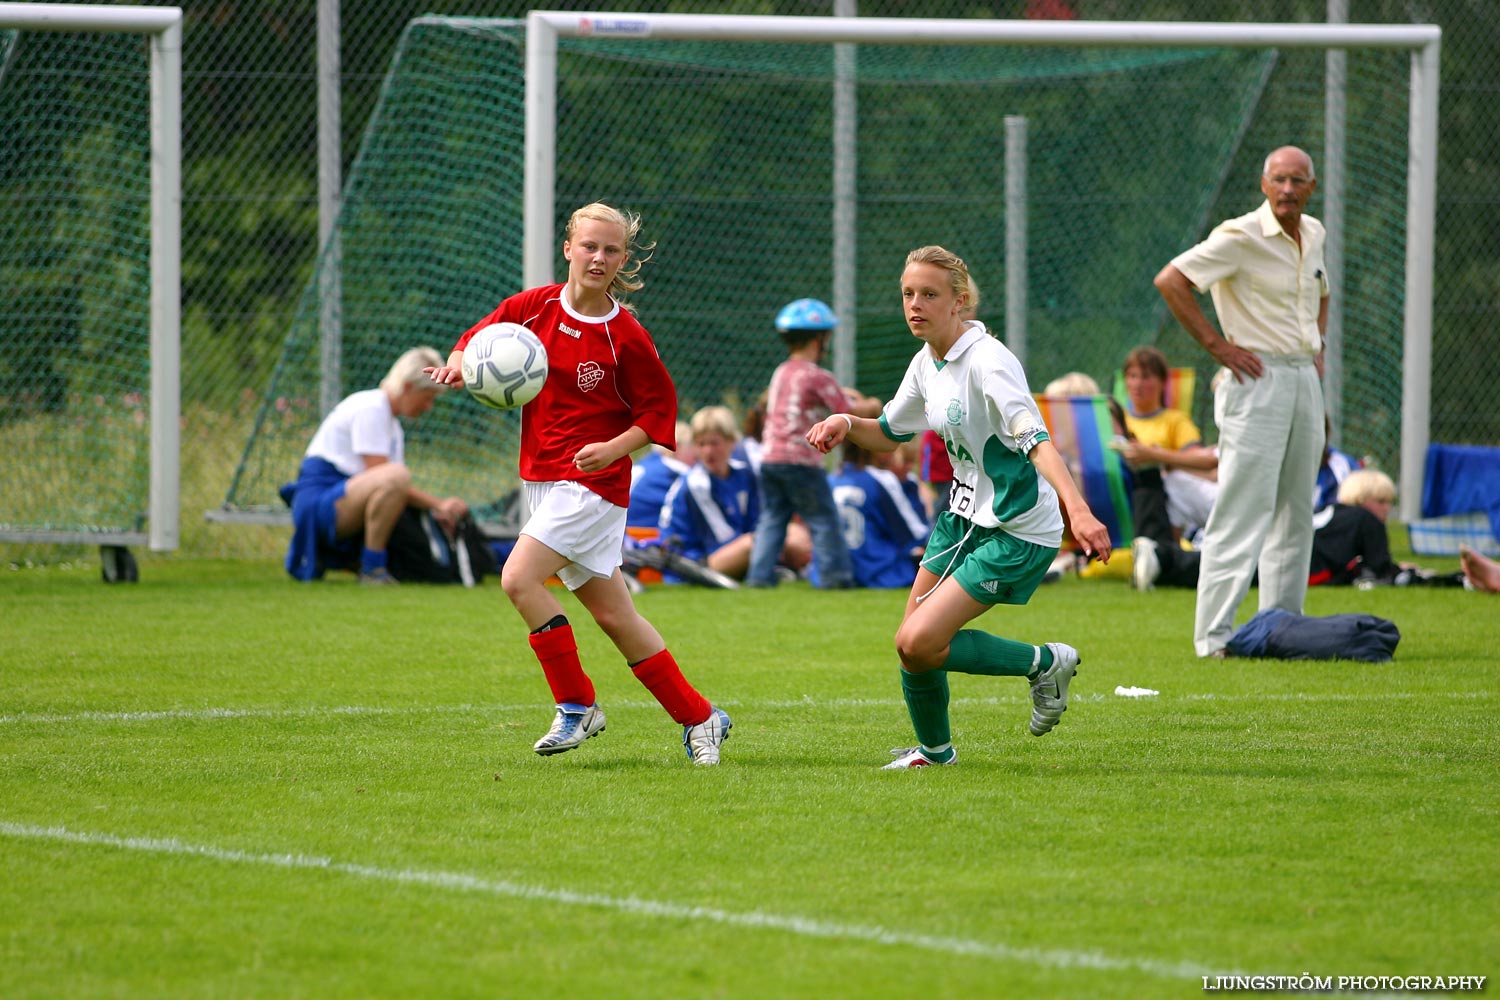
xmin=0 ymin=703 xmax=507 ymax=726
xmin=0 ymin=820 xmax=1221 ymax=981
xmin=1 ymin=689 xmax=1489 ymax=727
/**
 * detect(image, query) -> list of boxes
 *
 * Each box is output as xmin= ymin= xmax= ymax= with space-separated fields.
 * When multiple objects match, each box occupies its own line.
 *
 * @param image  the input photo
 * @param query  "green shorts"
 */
xmin=919 ymin=511 xmax=1058 ymax=606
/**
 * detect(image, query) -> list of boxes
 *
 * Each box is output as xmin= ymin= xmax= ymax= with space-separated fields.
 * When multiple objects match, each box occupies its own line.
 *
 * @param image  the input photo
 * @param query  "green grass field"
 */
xmin=2 ymin=557 xmax=1495 ymax=998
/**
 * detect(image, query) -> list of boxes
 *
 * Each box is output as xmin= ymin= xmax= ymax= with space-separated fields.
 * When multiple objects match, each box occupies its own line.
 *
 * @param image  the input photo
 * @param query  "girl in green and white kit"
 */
xmin=806 ymin=246 xmax=1112 ymax=768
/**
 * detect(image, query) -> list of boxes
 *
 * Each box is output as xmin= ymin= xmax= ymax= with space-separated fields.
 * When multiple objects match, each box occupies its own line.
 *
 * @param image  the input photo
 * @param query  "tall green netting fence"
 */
xmin=223 ymin=16 xmax=1411 ymax=521
xmin=220 ymin=20 xmax=531 ymax=523
xmin=0 ymin=28 xmax=153 ymax=543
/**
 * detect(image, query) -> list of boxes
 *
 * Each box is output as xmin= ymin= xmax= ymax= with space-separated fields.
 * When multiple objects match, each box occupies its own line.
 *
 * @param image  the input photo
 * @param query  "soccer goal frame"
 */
xmin=521 ymin=12 xmax=1440 ymax=521
xmin=0 ymin=2 xmax=182 ymax=552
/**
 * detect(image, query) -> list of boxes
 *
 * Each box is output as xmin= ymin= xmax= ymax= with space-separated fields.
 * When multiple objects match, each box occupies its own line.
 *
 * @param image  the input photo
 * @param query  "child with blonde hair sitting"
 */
xmin=1310 ymin=469 xmax=1461 ymax=588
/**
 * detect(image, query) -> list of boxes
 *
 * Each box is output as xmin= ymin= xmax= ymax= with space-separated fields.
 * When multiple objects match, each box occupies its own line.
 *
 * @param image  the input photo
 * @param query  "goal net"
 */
xmin=0 ymin=4 xmax=180 ymax=553
xmin=221 ymin=15 xmax=1419 ymax=521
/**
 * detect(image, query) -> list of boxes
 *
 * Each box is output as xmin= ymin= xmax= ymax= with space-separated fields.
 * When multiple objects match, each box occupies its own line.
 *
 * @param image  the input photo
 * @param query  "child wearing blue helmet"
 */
xmin=746 ymin=298 xmax=882 ymax=588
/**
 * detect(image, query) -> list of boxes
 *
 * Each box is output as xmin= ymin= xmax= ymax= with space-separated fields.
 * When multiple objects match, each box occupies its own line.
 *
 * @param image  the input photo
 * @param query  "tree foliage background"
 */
xmin=184 ymin=0 xmax=1499 ymax=433
xmin=2 ymin=0 xmax=1496 ymax=556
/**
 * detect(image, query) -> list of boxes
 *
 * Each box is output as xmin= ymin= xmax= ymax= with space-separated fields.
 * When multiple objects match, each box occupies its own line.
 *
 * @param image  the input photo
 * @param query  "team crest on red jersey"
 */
xmin=577 ymin=360 xmax=605 ymax=392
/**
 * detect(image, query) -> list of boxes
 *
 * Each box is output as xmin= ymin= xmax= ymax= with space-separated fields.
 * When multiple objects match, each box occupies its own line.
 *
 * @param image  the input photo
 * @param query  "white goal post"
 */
xmin=0 ymin=2 xmax=181 ymax=551
xmin=521 ymin=12 xmax=1440 ymax=522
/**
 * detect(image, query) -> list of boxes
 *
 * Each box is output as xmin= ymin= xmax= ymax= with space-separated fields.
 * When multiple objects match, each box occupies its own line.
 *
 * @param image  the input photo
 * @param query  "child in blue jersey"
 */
xmin=626 ymin=420 xmax=695 ymax=534
xmin=828 ymin=440 xmax=930 ymax=589
xmin=662 ymin=404 xmax=809 ymax=581
xmin=808 ymin=246 xmax=1112 ymax=768
xmin=1314 ymin=412 xmax=1359 ymax=513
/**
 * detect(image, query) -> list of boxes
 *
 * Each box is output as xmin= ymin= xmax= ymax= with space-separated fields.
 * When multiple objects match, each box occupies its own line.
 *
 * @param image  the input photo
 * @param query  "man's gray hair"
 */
xmin=1262 ymin=147 xmax=1316 ymax=180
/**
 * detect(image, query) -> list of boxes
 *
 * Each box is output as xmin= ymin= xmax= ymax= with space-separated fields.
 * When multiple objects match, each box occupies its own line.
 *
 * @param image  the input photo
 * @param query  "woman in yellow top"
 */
xmin=1115 ymin=346 xmax=1216 ymax=469
xmin=1109 ymin=345 xmax=1221 ymax=590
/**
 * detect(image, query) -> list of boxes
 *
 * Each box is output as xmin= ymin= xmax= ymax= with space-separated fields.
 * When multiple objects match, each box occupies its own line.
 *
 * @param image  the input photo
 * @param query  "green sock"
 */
xmin=943 ymin=629 xmax=1051 ymax=677
xmin=898 ymin=667 xmax=953 ymax=758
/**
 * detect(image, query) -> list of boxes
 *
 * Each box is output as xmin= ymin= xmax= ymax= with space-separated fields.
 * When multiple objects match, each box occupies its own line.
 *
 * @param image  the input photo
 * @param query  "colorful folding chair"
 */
xmin=1033 ymin=393 xmax=1134 ymax=550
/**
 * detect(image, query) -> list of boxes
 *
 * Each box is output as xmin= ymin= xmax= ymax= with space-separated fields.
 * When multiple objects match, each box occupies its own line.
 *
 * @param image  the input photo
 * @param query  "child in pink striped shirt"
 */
xmin=745 ymin=298 xmax=881 ymax=588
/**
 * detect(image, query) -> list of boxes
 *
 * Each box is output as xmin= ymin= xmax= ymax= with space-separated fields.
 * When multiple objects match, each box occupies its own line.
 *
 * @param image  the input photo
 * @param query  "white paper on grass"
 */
xmin=1113 ymin=685 xmax=1159 ymax=698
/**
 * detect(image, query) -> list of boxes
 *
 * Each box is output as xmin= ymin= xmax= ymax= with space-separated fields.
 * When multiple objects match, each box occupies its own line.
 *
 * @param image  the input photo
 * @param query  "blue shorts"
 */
xmin=283 ymin=456 xmax=356 ymax=580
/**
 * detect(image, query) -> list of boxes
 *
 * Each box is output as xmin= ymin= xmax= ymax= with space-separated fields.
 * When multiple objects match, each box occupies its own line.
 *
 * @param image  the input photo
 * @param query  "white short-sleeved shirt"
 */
xmin=304 ymin=388 xmax=402 ymax=477
xmin=1171 ymin=200 xmax=1329 ymax=357
xmin=879 ymin=322 xmax=1063 ymax=546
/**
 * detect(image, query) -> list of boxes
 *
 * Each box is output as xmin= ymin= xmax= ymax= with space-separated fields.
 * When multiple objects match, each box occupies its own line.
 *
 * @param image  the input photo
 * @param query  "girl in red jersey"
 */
xmin=428 ymin=203 xmax=730 ymax=765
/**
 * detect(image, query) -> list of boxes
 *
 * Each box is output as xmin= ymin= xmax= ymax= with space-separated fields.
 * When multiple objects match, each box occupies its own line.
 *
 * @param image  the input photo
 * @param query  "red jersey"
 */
xmin=454 ymin=284 xmax=677 ymax=508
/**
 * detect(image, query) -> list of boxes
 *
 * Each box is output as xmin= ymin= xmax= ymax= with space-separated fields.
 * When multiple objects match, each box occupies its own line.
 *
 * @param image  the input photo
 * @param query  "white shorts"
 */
xmin=521 ymin=481 xmax=625 ymax=591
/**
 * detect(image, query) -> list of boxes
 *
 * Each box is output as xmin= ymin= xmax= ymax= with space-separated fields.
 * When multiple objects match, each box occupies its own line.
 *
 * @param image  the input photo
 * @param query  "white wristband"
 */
xmin=835 ymin=414 xmax=854 ymax=432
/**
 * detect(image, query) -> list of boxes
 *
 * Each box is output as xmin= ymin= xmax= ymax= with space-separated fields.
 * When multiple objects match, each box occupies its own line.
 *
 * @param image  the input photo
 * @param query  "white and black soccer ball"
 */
xmin=460 ymin=322 xmax=548 ymax=409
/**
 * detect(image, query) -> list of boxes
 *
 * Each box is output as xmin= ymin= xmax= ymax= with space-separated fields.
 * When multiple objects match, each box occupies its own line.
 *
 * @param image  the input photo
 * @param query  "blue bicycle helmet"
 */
xmin=775 ymin=298 xmax=838 ymax=333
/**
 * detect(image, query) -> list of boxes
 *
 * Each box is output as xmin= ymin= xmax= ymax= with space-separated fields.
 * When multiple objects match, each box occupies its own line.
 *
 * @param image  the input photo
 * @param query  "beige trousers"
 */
xmin=1194 ymin=356 xmax=1324 ymax=656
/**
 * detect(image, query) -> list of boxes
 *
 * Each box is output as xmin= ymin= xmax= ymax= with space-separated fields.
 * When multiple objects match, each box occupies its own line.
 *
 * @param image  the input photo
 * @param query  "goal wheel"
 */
xmin=100 ymin=545 xmax=139 ymax=584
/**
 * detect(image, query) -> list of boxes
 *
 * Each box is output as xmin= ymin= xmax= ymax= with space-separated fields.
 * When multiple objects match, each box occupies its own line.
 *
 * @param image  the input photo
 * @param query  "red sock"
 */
xmin=528 ymin=625 xmax=595 ymax=706
xmin=630 ymin=649 xmax=711 ymax=726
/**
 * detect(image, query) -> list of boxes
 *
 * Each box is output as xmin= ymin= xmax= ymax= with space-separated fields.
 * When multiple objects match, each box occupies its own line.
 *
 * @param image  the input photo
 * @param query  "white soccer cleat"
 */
xmin=1028 ymin=643 xmax=1079 ymax=737
xmin=1131 ymin=537 xmax=1161 ymax=591
xmin=533 ymin=703 xmax=606 ymax=756
xmin=881 ymin=746 xmax=957 ymax=769
xmin=682 ymin=707 xmax=732 ymax=766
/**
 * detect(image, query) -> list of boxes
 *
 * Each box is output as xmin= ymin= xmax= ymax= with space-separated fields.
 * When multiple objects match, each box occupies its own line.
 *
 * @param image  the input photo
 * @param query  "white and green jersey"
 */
xmin=880 ymin=322 xmax=1063 ymax=546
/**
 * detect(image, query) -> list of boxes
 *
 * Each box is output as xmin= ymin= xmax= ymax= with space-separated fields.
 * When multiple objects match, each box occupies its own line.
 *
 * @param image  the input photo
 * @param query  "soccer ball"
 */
xmin=460 ymin=322 xmax=548 ymax=409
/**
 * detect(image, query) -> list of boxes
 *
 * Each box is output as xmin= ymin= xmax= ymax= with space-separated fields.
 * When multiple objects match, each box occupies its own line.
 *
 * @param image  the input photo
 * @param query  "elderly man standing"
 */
xmin=1154 ymin=146 xmax=1330 ymax=657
